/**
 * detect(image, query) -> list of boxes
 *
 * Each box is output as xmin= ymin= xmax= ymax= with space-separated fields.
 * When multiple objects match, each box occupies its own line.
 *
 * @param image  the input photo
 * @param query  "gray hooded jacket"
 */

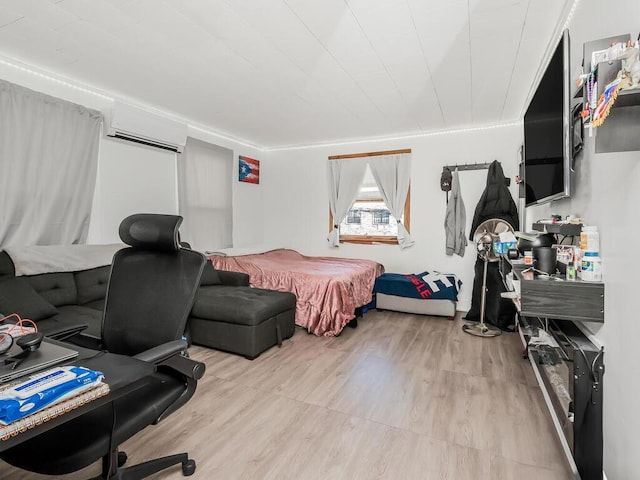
xmin=444 ymin=168 xmax=467 ymax=257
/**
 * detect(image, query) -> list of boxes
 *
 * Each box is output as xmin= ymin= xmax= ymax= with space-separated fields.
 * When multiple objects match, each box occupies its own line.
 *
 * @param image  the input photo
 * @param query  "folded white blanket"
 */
xmin=5 ymin=244 xmax=125 ymax=276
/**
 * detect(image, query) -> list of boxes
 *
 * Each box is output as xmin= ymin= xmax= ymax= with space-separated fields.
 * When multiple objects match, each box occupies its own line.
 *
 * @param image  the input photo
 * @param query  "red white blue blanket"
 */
xmin=374 ymin=271 xmax=461 ymax=301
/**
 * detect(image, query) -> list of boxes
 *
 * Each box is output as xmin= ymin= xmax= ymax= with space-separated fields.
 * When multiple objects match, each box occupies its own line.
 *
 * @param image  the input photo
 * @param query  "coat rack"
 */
xmin=443 ymin=162 xmax=491 ymax=172
xmin=442 ymin=162 xmax=510 ymax=186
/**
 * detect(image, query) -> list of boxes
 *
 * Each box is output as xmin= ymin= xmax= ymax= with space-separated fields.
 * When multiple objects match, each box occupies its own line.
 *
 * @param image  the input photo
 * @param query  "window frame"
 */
xmin=327 ymin=148 xmax=412 ymax=246
xmin=329 ymin=186 xmax=411 ymax=245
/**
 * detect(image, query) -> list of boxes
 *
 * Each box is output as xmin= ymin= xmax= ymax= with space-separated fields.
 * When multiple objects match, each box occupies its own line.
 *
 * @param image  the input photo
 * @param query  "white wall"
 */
xmin=0 ymin=56 xmax=263 ymax=247
xmin=527 ymin=1 xmax=640 ymax=478
xmin=261 ymin=125 xmax=523 ymax=311
xmin=87 ymin=137 xmax=179 ymax=244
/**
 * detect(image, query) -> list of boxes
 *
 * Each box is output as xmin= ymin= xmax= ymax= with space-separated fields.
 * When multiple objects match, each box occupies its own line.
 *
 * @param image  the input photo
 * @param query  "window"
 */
xmin=372 ymin=210 xmax=390 ymax=225
xmin=330 ymin=164 xmax=411 ymax=245
xmin=177 ymin=139 xmax=233 ymax=251
xmin=346 ymin=209 xmax=362 ymax=224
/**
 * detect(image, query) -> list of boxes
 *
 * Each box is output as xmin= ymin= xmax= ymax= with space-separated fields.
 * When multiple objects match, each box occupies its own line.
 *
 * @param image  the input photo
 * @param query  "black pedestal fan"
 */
xmin=462 ymin=218 xmax=515 ymax=338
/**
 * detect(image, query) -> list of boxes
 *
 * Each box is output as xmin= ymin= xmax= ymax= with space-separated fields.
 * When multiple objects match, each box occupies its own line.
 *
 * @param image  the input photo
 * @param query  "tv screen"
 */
xmin=523 ymin=29 xmax=571 ymax=207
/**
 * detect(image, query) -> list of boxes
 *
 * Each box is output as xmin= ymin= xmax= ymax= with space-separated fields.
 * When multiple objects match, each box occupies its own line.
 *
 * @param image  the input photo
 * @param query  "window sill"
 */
xmin=339 ymin=236 xmax=398 ymax=245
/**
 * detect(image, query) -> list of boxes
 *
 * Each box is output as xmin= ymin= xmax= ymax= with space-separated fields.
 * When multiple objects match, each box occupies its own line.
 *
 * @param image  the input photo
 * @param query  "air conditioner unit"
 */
xmin=106 ymin=101 xmax=188 ymax=152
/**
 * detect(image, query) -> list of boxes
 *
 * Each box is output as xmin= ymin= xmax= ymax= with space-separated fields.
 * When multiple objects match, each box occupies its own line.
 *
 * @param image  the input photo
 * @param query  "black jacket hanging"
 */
xmin=469 ymin=160 xmax=519 ymax=240
xmin=465 ymin=160 xmax=518 ymax=330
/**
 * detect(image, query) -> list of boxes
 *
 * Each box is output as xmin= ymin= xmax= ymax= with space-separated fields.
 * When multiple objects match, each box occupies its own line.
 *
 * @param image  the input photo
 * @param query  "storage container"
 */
xmin=581 ymin=251 xmax=602 ymax=282
xmin=580 ymin=225 xmax=600 ymax=254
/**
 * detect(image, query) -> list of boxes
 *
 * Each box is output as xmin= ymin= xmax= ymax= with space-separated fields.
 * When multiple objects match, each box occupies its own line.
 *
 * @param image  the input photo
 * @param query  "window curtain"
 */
xmin=368 ymin=153 xmax=414 ymax=249
xmin=177 ymin=137 xmax=233 ymax=252
xmin=0 ymin=80 xmax=102 ymax=247
xmin=326 ymin=157 xmax=368 ymax=247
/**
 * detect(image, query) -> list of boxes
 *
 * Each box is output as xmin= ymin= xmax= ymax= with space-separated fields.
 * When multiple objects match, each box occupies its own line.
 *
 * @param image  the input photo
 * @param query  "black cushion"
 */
xmin=0 ymin=277 xmax=58 ymax=321
xmin=200 ymin=261 xmax=222 ymax=286
xmin=81 ymin=299 xmax=105 ymax=311
xmin=192 ymin=286 xmax=296 ymax=326
xmin=75 ymin=266 xmax=110 ymax=305
xmin=25 ymin=272 xmax=77 ymax=307
xmin=217 ymin=270 xmax=250 ymax=287
xmin=0 ymin=251 xmax=15 ymax=281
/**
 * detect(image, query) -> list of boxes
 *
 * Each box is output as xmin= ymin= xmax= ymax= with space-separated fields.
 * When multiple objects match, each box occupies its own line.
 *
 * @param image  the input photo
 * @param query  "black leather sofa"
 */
xmin=0 ymin=251 xmax=296 ymax=359
xmin=0 ymin=250 xmax=108 ymax=340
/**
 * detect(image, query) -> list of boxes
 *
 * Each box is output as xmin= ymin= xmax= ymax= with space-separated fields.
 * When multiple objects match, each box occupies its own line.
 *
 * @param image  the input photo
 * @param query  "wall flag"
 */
xmin=238 ymin=155 xmax=260 ymax=184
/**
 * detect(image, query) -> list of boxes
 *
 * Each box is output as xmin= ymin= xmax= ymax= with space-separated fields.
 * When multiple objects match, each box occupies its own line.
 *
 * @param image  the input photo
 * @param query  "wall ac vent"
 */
xmin=106 ymin=102 xmax=188 ymax=153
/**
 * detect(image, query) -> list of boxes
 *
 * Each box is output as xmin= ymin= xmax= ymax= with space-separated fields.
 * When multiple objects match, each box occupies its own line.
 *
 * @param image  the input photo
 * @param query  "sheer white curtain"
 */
xmin=177 ymin=138 xmax=233 ymax=252
xmin=368 ymin=153 xmax=414 ymax=249
xmin=326 ymin=157 xmax=368 ymax=247
xmin=0 ymin=80 xmax=102 ymax=247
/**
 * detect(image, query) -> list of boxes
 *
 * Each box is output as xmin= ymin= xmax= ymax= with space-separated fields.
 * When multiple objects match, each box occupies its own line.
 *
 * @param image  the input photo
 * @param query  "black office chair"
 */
xmin=0 ymin=213 xmax=207 ymax=479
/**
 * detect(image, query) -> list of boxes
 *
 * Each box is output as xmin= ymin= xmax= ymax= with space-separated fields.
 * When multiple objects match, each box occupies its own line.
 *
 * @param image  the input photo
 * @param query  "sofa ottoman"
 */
xmin=189 ymin=285 xmax=296 ymax=360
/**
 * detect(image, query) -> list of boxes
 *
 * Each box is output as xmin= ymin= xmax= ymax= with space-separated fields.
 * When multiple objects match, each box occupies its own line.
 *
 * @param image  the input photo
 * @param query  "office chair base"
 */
xmin=97 ymin=449 xmax=196 ymax=479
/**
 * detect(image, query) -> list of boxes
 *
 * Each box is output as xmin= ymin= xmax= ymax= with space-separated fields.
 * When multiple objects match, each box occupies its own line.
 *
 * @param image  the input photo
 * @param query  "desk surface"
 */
xmin=0 ymin=340 xmax=154 ymax=452
xmin=500 ymin=255 xmax=605 ymax=323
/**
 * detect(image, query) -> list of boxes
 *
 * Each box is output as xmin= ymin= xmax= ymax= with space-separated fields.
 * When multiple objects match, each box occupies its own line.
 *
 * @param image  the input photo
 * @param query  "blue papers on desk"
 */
xmin=0 ymin=366 xmax=104 ymax=424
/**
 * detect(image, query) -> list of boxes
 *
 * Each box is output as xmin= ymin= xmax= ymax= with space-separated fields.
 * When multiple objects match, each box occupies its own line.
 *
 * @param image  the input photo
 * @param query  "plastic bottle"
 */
xmin=524 ymin=251 xmax=533 ymax=265
xmin=580 ymin=225 xmax=600 ymax=254
xmin=574 ymin=249 xmax=583 ymax=278
xmin=566 ymin=252 xmax=577 ymax=281
xmin=581 ymin=251 xmax=602 ymax=282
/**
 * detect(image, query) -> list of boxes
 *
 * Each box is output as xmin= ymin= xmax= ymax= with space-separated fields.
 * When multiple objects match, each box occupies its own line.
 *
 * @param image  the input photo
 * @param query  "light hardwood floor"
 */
xmin=0 ymin=311 xmax=573 ymax=480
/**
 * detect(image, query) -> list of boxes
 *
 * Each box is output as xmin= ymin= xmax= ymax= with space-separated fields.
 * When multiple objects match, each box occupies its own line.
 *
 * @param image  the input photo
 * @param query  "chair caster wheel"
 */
xmin=182 ymin=459 xmax=196 ymax=476
xmin=118 ymin=451 xmax=127 ymax=467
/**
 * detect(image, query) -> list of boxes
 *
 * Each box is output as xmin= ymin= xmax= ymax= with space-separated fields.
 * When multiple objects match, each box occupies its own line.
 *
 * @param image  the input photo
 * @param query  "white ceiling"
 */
xmin=0 ymin=0 xmax=572 ymax=149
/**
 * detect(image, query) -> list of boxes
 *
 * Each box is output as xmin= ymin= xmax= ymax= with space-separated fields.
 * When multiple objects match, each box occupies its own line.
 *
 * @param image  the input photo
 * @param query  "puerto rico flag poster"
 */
xmin=239 ymin=155 xmax=260 ymax=184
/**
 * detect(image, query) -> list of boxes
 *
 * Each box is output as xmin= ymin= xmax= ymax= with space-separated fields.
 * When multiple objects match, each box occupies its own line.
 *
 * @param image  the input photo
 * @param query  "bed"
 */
xmin=374 ymin=271 xmax=461 ymax=318
xmin=207 ymin=248 xmax=384 ymax=337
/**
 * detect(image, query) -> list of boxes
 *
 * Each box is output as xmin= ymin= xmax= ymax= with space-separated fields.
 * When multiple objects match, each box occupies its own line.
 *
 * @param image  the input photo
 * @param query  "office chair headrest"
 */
xmin=119 ymin=214 xmax=183 ymax=251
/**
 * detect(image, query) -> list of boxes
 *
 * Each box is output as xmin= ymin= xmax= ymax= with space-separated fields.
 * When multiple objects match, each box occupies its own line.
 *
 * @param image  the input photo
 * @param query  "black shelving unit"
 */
xmin=500 ymin=256 xmax=605 ymax=480
xmin=527 ymin=318 xmax=604 ymax=480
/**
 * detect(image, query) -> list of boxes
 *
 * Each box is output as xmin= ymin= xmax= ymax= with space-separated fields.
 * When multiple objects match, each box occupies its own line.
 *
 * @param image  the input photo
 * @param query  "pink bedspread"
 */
xmin=209 ymin=249 xmax=384 ymax=337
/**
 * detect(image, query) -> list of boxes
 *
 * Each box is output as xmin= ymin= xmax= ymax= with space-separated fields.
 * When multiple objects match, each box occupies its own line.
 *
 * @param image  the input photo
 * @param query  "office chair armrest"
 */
xmin=154 ymin=355 xmax=205 ymax=423
xmin=64 ymin=332 xmax=102 ymax=350
xmin=154 ymin=354 xmax=206 ymax=423
xmin=44 ymin=323 xmax=89 ymax=341
xmin=133 ymin=339 xmax=188 ymax=364
xmin=159 ymin=354 xmax=206 ymax=380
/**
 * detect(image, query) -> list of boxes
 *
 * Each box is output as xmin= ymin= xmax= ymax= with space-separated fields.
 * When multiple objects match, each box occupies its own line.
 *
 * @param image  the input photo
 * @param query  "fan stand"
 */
xmin=462 ymin=246 xmax=502 ymax=337
xmin=463 ymin=219 xmax=514 ymax=338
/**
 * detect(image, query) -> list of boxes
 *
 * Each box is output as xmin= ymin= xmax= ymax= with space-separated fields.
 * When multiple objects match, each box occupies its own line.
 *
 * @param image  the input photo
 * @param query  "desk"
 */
xmin=499 ymin=256 xmax=605 ymax=480
xmin=0 ymin=340 xmax=154 ymax=452
xmin=501 ymin=257 xmax=604 ymax=323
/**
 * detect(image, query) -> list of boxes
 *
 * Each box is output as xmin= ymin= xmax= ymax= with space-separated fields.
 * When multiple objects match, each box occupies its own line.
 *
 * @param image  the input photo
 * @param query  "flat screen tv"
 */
xmin=523 ymin=29 xmax=571 ymax=207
